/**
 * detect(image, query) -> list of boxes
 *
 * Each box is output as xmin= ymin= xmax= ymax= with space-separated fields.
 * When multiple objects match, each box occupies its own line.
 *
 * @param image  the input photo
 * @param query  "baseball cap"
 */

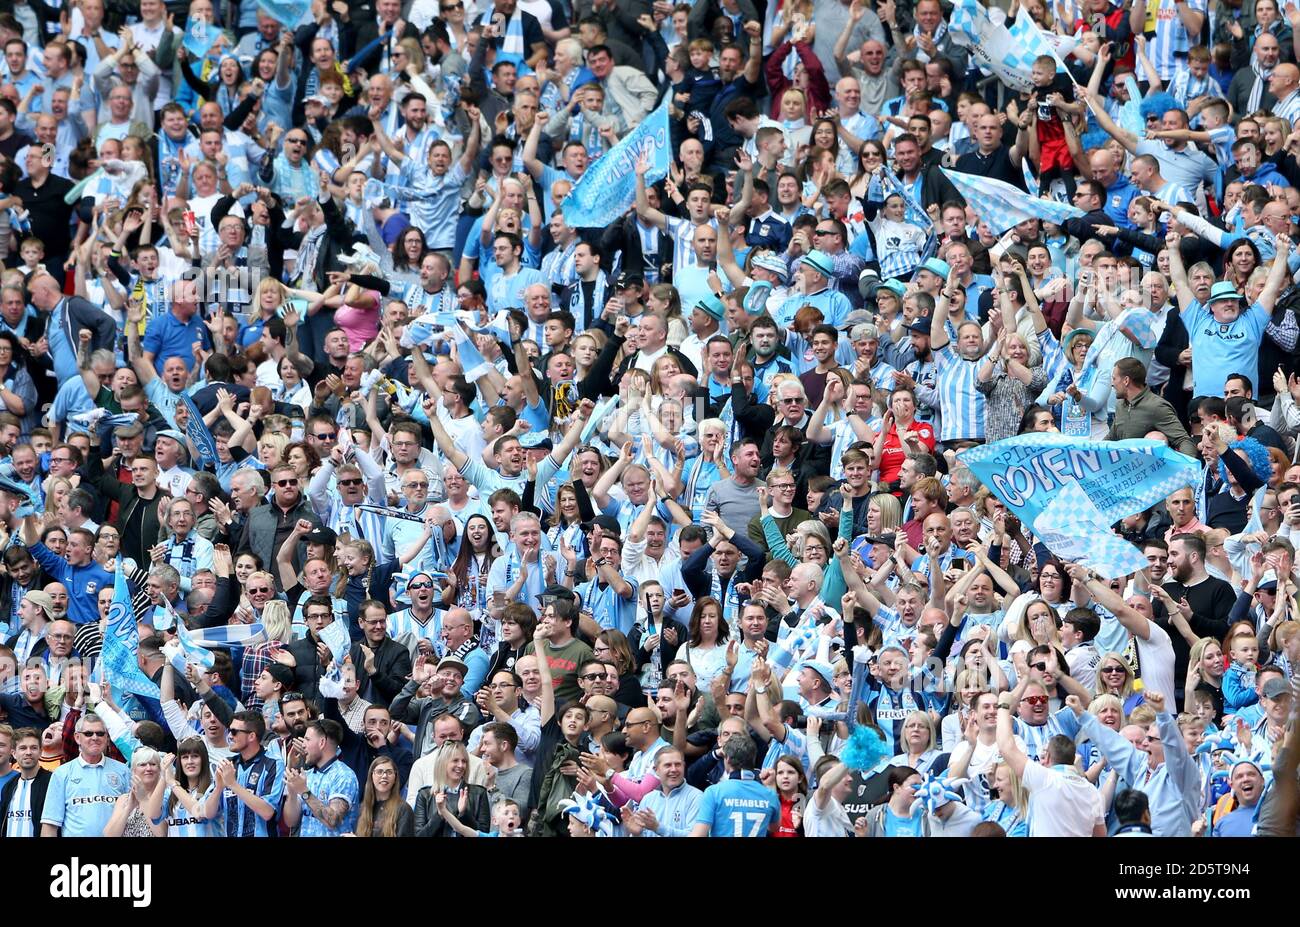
xmin=304 ymin=94 xmax=330 ymax=106
xmin=907 ymin=316 xmax=933 ymax=335
xmin=265 ymin=663 xmax=295 ymax=689
xmin=1259 ymin=571 xmax=1279 ymax=592
xmin=583 ymin=514 xmax=621 ymax=536
xmin=436 ymin=655 xmax=469 ymax=677
xmin=23 ymin=589 xmax=55 ymax=616
xmin=304 ymin=526 xmax=338 ymax=546
xmin=1262 ymin=677 xmax=1292 ymax=700
xmin=799 ymin=659 xmax=835 ymax=690
xmin=519 ymin=431 xmax=553 ymax=450
xmin=615 ymin=272 xmax=643 ymax=290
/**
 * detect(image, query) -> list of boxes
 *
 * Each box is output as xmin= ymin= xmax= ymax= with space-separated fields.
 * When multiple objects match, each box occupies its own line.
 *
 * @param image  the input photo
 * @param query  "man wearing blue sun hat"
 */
xmin=774 ymin=250 xmax=853 ymax=329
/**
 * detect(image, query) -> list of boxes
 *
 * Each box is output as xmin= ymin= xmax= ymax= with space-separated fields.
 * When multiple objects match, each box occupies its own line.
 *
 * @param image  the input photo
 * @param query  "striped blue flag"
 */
xmin=949 ymin=0 xmax=1034 ymax=93
xmin=180 ymin=393 xmax=219 ymax=467
xmin=97 ymin=561 xmax=162 ymax=701
xmin=1007 ymin=6 xmax=1071 ymax=77
xmin=1119 ymin=75 xmax=1146 ymax=140
xmin=940 ymin=168 xmax=1086 ymax=233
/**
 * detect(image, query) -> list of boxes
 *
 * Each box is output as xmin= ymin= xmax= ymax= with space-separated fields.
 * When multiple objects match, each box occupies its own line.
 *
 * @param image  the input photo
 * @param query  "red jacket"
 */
xmin=764 ymin=41 xmax=831 ymax=117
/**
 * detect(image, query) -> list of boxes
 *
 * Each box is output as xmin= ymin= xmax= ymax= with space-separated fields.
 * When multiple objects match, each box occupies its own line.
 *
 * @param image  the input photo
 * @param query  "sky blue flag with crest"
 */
xmin=561 ymin=100 xmax=671 ymax=228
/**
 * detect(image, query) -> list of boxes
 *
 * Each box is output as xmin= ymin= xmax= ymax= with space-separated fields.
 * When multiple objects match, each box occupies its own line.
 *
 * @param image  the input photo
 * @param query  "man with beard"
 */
xmin=1161 ymin=533 xmax=1236 ymax=693
xmin=268 ymin=692 xmax=317 ymax=769
xmin=282 ymin=719 xmax=359 ymax=837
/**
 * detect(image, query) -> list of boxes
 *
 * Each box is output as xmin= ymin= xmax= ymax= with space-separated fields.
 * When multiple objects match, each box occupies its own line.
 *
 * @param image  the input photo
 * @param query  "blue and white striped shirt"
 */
xmin=1146 ymin=0 xmax=1208 ymax=81
xmin=934 ymin=343 xmax=986 ymax=442
xmin=388 ymin=607 xmax=444 ymax=655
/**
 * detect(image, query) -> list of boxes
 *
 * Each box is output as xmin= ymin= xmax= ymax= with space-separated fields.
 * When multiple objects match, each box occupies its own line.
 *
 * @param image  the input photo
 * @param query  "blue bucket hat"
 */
xmin=694 ymin=293 xmax=726 ymax=322
xmin=1208 ymin=280 xmax=1244 ymax=303
xmin=918 ymin=258 xmax=950 ymax=280
xmin=799 ymin=249 xmax=835 ymax=278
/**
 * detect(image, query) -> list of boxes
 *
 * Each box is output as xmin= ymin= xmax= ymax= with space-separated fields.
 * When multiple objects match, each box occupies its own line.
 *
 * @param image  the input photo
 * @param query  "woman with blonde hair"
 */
xmin=572 ymin=330 xmax=607 ymax=382
xmin=413 ymin=741 xmax=491 ymax=837
xmin=353 ymin=756 xmax=415 ymax=837
xmin=257 ymin=431 xmax=288 ymax=470
xmin=867 ymin=492 xmax=902 ymax=536
xmin=890 ymin=710 xmax=947 ymax=775
xmin=240 ymin=277 xmax=292 ymax=350
xmin=1093 ymin=652 xmax=1142 ymax=714
xmin=44 ymin=475 xmax=72 ymax=516
xmin=980 ymin=760 xmax=1029 ymax=836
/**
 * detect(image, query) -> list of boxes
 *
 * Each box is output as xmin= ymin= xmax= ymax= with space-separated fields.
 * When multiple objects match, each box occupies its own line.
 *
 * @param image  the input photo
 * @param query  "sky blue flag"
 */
xmin=257 ymin=0 xmax=313 ymax=29
xmin=949 ymin=0 xmax=1034 ymax=93
xmin=98 ymin=561 xmax=162 ymax=701
xmin=181 ymin=393 xmax=219 ymax=467
xmin=940 ymin=168 xmax=1086 ymax=233
xmin=561 ymin=100 xmax=671 ymax=228
xmin=451 ymin=322 xmax=492 ymax=382
xmin=183 ymin=19 xmax=224 ymax=58
xmin=959 ymin=434 xmax=1198 ymax=530
xmin=1119 ymin=75 xmax=1145 ymax=140
xmin=1033 ymin=482 xmax=1153 ymax=579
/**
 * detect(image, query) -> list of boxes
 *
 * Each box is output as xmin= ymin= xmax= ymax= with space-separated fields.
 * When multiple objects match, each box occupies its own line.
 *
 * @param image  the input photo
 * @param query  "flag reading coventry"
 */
xmin=561 ymin=100 xmax=671 ymax=228
xmin=959 ymin=434 xmax=1198 ymax=529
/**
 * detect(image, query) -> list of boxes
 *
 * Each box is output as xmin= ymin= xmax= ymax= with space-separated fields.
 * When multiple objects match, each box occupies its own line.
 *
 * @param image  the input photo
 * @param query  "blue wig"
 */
xmin=1140 ymin=92 xmax=1181 ymax=121
xmin=1217 ymin=436 xmax=1272 ymax=486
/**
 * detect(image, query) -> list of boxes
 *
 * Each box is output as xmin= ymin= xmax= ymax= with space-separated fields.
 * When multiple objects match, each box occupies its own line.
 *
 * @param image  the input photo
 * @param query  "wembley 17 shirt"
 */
xmin=693 ymin=770 xmax=780 ymax=836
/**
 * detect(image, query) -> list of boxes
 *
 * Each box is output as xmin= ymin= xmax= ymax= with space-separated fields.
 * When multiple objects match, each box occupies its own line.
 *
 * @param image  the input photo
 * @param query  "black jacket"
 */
xmin=0 ymin=769 xmax=51 ymax=836
xmin=413 ymin=782 xmax=491 ymax=837
xmin=348 ymin=636 xmax=413 ymax=706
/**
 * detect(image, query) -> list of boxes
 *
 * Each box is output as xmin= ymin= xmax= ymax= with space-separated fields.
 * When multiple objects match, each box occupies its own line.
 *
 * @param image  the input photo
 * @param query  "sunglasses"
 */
xmin=275 ymin=479 xmax=298 ymax=487
xmin=337 ymin=478 xmax=363 ymax=487
xmin=248 ymin=586 xmax=273 ymax=595
xmin=1101 ymin=665 xmax=1127 ymax=674
xmin=407 ymin=580 xmax=434 ymax=591
xmin=313 ymin=432 xmax=337 ymax=441
xmin=1021 ymin=695 xmax=1049 ymax=706
xmin=1029 ymin=662 xmax=1048 ymax=672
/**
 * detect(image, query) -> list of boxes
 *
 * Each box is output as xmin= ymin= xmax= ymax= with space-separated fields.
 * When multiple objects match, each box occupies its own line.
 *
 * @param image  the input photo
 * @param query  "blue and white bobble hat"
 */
xmin=558 ymin=791 xmax=615 ymax=836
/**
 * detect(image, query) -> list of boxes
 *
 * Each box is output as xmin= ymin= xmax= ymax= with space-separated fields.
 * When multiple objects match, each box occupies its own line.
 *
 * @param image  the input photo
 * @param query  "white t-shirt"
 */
xmin=803 ymin=794 xmax=852 ymax=837
xmin=1133 ymin=619 xmax=1176 ymax=705
xmin=1021 ymin=761 xmax=1104 ymax=837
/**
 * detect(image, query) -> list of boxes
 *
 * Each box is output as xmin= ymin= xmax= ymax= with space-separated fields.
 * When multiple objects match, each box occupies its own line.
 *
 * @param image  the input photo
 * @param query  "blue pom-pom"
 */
xmin=1139 ymin=92 xmax=1180 ymax=120
xmin=843 ymin=726 xmax=889 ymax=772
